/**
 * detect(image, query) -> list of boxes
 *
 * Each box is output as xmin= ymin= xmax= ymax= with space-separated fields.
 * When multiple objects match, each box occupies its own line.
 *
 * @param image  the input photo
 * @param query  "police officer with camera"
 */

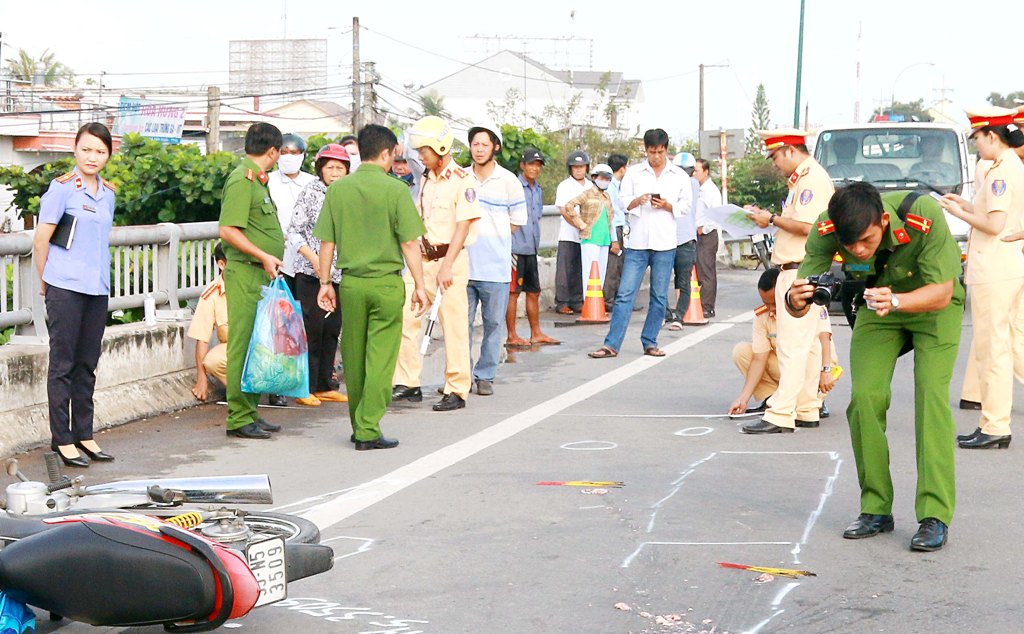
xmin=787 ymin=181 xmax=964 ymax=552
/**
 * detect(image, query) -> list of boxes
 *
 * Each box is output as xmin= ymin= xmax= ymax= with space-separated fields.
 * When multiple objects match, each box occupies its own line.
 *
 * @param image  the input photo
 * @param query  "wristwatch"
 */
xmin=319 ymin=278 xmax=332 ymax=286
xmin=821 ymin=365 xmax=832 ymax=373
xmin=768 ymin=214 xmax=776 ymax=225
xmin=891 ymin=294 xmax=901 ymax=311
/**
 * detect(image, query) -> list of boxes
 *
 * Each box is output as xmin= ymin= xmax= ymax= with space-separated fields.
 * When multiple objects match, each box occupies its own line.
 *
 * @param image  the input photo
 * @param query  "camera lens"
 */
xmin=811 ymin=287 xmax=832 ymax=306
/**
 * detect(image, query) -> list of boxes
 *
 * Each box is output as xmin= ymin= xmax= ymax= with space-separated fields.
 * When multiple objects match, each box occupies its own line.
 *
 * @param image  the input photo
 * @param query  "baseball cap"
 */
xmin=521 ymin=148 xmax=546 ymax=164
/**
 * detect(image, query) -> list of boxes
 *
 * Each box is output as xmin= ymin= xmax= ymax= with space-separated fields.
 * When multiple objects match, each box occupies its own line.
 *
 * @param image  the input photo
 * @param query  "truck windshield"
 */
xmin=816 ymin=130 xmax=963 ymax=193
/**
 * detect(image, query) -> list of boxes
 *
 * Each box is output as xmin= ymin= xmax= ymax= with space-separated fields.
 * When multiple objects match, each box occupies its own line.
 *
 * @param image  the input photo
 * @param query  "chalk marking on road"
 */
xmin=297 ymin=323 xmax=735 ymax=530
xmin=791 ymin=456 xmax=842 ymax=565
xmin=579 ymin=505 xmax=606 ymax=510
xmin=742 ymin=581 xmax=802 ymax=634
xmin=319 ymin=536 xmax=376 ymax=562
xmin=560 ymin=440 xmax=618 ymax=451
xmin=621 ymin=541 xmax=792 ymax=569
xmin=645 ymin=452 xmax=718 ymax=534
xmin=576 ymin=412 xmax=757 ymax=418
xmin=720 ymin=451 xmax=840 ymax=458
xmin=674 ymin=427 xmax=714 ymax=437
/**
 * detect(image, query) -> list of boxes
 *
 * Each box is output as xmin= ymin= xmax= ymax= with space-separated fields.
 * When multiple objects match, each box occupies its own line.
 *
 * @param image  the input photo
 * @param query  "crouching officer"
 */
xmin=786 ymin=182 xmax=964 ymax=552
xmin=391 ymin=115 xmax=481 ymax=411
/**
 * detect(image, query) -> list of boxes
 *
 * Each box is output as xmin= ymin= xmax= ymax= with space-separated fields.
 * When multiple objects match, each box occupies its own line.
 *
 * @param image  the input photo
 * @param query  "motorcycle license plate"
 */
xmin=246 ymin=536 xmax=287 ymax=607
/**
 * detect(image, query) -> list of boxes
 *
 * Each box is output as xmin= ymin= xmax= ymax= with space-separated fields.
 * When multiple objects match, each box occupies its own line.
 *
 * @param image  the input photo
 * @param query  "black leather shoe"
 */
xmin=226 ymin=422 xmax=272 ymax=439
xmin=741 ymin=419 xmax=794 ymax=434
xmin=354 ymin=436 xmax=399 ymax=451
xmin=433 ymin=393 xmax=466 ymax=412
xmin=820 ymin=402 xmax=830 ymax=418
xmin=392 ymin=385 xmax=423 ymax=402
xmin=959 ymin=399 xmax=982 ymax=410
xmin=796 ymin=419 xmax=820 ymax=428
xmin=956 ymin=427 xmax=981 ymax=442
xmin=74 ymin=442 xmax=114 ymax=462
xmin=704 ymin=308 xmax=715 ymax=317
xmin=268 ymin=394 xmax=287 ymax=407
xmin=254 ymin=418 xmax=281 ymax=433
xmin=745 ymin=398 xmax=768 ymax=414
xmin=843 ymin=513 xmax=894 ymax=539
xmin=958 ymin=432 xmax=1011 ymax=449
xmin=51 ymin=444 xmax=89 ymax=468
xmin=910 ymin=518 xmax=948 ymax=552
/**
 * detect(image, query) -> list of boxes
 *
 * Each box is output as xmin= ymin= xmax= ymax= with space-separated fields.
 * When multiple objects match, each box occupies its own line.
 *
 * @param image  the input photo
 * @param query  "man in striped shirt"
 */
xmin=467 ymin=123 xmax=528 ymax=396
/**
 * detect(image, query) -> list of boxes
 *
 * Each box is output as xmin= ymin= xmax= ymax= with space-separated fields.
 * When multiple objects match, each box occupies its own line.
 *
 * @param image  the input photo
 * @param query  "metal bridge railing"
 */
xmin=0 ymin=221 xmax=220 ymax=342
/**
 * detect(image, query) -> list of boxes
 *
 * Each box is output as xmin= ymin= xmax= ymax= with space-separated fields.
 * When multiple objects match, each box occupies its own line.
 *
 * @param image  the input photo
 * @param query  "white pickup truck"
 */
xmin=812 ymin=122 xmax=973 ymax=322
xmin=813 ymin=121 xmax=974 ymax=240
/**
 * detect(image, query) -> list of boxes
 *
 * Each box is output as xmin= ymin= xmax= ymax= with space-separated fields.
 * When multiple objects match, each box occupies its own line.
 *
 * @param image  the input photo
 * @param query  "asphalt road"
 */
xmin=15 ymin=268 xmax=1024 ymax=634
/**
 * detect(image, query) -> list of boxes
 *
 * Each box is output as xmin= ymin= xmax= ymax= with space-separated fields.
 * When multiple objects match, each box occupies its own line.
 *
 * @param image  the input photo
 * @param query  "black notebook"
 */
xmin=49 ymin=213 xmax=77 ymax=249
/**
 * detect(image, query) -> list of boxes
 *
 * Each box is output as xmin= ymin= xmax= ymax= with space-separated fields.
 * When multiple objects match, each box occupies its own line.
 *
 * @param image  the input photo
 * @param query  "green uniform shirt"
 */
xmin=799 ymin=191 xmax=964 ymax=303
xmin=218 ymin=157 xmax=285 ymax=264
xmin=313 ymin=163 xmax=426 ymax=278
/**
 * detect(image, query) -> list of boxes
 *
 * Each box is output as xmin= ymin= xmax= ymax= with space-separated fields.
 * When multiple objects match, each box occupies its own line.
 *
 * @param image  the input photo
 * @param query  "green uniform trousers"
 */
xmin=339 ymin=274 xmax=406 ymax=441
xmin=223 ymin=262 xmax=266 ymax=431
xmin=848 ymin=300 xmax=962 ymax=526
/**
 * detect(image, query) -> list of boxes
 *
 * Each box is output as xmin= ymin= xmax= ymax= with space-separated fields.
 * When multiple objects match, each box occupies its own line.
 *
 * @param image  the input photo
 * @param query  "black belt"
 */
xmin=779 ymin=262 xmax=801 ymax=271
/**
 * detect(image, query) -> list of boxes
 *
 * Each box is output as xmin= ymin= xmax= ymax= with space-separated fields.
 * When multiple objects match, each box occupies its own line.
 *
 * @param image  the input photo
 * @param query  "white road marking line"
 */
xmin=726 ymin=310 xmax=756 ymax=323
xmin=620 ymin=541 xmax=793 ymax=569
xmin=298 ymin=323 xmax=735 ymax=531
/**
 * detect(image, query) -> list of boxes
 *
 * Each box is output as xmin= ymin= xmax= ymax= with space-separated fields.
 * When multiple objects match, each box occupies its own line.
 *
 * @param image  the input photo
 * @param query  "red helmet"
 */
xmin=315 ymin=143 xmax=351 ymax=164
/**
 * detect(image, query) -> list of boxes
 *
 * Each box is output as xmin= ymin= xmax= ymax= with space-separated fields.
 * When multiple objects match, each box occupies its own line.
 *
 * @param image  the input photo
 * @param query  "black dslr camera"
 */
xmin=805 ymin=273 xmax=843 ymax=306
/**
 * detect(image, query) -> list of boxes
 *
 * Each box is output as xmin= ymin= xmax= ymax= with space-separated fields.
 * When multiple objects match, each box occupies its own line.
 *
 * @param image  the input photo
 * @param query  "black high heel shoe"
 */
xmin=74 ymin=442 xmax=114 ymax=462
xmin=50 ymin=443 xmax=89 ymax=468
xmin=958 ymin=432 xmax=1011 ymax=449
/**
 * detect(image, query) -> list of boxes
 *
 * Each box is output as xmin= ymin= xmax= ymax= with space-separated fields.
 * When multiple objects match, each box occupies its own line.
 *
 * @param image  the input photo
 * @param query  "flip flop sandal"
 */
xmin=588 ymin=346 xmax=618 ymax=359
xmin=644 ymin=347 xmax=666 ymax=357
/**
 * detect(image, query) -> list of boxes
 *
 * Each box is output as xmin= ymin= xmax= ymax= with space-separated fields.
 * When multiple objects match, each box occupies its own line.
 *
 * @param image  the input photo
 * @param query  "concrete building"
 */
xmin=416 ymin=50 xmax=643 ymax=134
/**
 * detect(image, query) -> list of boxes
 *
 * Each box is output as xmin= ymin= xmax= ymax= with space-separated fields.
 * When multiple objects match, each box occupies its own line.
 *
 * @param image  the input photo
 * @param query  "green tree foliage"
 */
xmin=987 ymin=91 xmax=1024 ymax=109
xmin=745 ymin=84 xmax=772 ymax=156
xmin=871 ymin=99 xmax=932 ymax=122
xmin=417 ymin=91 xmax=446 ymax=117
xmin=4 ymin=48 xmax=74 ymax=87
xmin=0 ymin=134 xmax=240 ymax=224
xmin=727 ymin=154 xmax=788 ymax=211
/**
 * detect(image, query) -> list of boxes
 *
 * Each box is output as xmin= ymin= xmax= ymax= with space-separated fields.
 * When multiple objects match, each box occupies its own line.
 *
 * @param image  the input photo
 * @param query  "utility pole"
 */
xmin=698 ymin=63 xmax=728 ymax=157
xmin=97 ymin=71 xmax=105 ymax=124
xmin=351 ymin=16 xmax=361 ymax=133
xmin=362 ymin=61 xmax=377 ymax=126
xmin=719 ymin=129 xmax=729 ymax=205
xmin=207 ymin=85 xmax=221 ymax=154
xmin=793 ymin=0 xmax=806 ymax=127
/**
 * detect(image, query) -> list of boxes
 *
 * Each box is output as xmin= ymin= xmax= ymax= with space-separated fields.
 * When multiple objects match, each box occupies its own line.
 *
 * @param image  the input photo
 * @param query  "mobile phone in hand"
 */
xmin=651 ymin=193 xmax=661 ymax=201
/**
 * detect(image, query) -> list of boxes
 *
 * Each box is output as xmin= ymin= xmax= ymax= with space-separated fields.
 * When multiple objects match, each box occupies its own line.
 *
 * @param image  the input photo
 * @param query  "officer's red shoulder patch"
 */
xmin=754 ymin=305 xmax=770 ymax=316
xmin=101 ymin=178 xmax=117 ymax=192
xmin=816 ymin=220 xmax=835 ymax=236
xmin=904 ymin=213 xmax=932 ymax=234
xmin=245 ymin=169 xmax=255 ymax=182
xmin=200 ymin=283 xmax=218 ymax=300
xmin=787 ymin=171 xmax=799 ymax=187
xmin=55 ymin=172 xmax=76 ymax=184
xmin=451 ymin=165 xmax=468 ymax=178
xmin=257 ymin=171 xmax=269 ymax=185
xmin=893 ymin=228 xmax=910 ymax=244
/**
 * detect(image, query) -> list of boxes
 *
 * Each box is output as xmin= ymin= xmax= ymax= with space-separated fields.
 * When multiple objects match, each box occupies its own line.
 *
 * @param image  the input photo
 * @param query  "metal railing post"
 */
xmin=155 ymin=223 xmax=180 ymax=309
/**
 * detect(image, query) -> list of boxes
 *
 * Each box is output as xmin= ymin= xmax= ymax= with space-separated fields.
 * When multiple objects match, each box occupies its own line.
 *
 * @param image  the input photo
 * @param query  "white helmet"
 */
xmin=590 ymin=163 xmax=613 ymax=178
xmin=673 ymin=152 xmax=696 ymax=169
xmin=408 ymin=116 xmax=454 ymax=156
xmin=468 ymin=123 xmax=503 ymax=148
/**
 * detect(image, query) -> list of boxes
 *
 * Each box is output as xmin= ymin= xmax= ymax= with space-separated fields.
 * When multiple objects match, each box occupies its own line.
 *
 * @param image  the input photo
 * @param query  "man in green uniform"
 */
xmin=314 ymin=124 xmax=428 ymax=450
xmin=786 ymin=182 xmax=963 ymax=552
xmin=218 ymin=122 xmax=286 ymax=440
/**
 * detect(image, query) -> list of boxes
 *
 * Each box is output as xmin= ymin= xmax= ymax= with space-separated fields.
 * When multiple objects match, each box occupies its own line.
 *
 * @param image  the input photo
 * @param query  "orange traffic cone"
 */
xmin=577 ymin=260 xmax=610 ymax=324
xmin=683 ymin=266 xmax=709 ymax=326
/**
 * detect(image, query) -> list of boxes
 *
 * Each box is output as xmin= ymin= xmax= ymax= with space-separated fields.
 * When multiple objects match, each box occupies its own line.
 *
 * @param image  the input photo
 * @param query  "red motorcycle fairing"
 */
xmin=0 ymin=512 xmax=260 ymax=630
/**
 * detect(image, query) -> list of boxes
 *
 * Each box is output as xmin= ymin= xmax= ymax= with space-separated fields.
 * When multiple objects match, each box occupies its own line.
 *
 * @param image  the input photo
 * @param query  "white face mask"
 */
xmin=278 ymin=154 xmax=304 ymax=175
xmin=594 ymin=178 xmax=611 ymax=191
